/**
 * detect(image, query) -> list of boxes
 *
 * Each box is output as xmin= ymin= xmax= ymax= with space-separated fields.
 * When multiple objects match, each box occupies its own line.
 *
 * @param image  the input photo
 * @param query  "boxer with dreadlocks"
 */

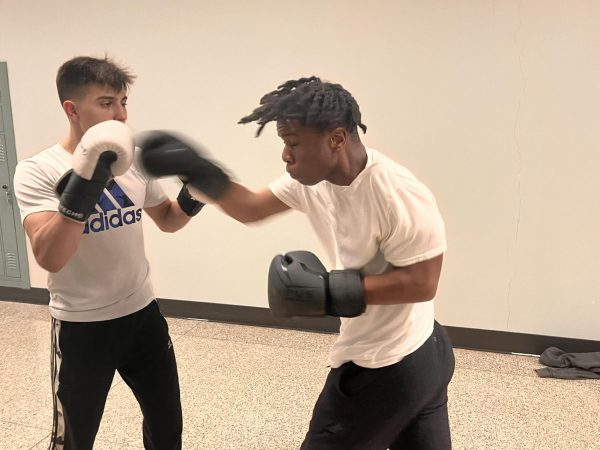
xmin=139 ymin=76 xmax=455 ymax=450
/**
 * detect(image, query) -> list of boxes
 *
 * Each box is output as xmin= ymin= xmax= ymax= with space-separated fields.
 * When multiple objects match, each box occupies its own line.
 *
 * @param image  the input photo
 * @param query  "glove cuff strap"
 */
xmin=177 ymin=184 xmax=204 ymax=216
xmin=328 ymin=270 xmax=366 ymax=317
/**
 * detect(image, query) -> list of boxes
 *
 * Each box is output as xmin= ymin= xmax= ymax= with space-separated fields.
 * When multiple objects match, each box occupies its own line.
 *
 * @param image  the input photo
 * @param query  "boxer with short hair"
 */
xmin=139 ymin=76 xmax=455 ymax=449
xmin=13 ymin=56 xmax=200 ymax=450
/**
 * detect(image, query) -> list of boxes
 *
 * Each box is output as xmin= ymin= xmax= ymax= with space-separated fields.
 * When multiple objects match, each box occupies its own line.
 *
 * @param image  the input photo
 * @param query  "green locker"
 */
xmin=0 ymin=62 xmax=30 ymax=288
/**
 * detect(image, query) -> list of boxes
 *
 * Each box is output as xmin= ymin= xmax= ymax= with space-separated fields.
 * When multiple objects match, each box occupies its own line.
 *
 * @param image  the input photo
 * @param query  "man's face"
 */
xmin=276 ymin=120 xmax=338 ymax=186
xmin=67 ymin=84 xmax=128 ymax=134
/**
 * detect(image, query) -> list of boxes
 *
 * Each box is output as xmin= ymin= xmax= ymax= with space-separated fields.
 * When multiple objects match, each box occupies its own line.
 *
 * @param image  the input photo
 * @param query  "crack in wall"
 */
xmin=507 ymin=0 xmax=526 ymax=330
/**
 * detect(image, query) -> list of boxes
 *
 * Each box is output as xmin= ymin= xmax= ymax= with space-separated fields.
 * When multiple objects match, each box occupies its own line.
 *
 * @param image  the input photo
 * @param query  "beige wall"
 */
xmin=2 ymin=0 xmax=599 ymax=340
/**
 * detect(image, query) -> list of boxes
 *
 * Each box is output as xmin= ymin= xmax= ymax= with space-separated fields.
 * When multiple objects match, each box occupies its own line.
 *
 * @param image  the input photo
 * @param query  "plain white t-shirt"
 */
xmin=269 ymin=148 xmax=447 ymax=368
xmin=13 ymin=144 xmax=167 ymax=322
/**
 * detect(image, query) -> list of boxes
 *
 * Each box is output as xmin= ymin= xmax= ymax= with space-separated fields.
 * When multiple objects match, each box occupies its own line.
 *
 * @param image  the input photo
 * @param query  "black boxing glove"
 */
xmin=137 ymin=131 xmax=230 ymax=201
xmin=268 ymin=250 xmax=366 ymax=318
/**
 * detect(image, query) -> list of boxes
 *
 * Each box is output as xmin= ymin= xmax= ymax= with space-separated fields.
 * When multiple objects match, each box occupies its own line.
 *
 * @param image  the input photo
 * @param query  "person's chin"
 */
xmin=288 ymin=169 xmax=316 ymax=186
xmin=295 ymin=176 xmax=318 ymax=186
xmin=288 ymin=171 xmax=302 ymax=182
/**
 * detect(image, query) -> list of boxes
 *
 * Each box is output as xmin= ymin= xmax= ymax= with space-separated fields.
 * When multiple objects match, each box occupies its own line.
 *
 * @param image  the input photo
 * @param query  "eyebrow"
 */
xmin=277 ymin=126 xmax=296 ymax=137
xmin=96 ymin=96 xmax=128 ymax=102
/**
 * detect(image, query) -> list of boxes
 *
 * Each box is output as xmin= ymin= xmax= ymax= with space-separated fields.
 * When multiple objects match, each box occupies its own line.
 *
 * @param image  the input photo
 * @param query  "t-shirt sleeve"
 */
xmin=13 ymin=159 xmax=60 ymax=223
xmin=378 ymin=173 xmax=447 ymax=267
xmin=268 ymin=173 xmax=307 ymax=213
xmin=143 ymin=178 xmax=168 ymax=208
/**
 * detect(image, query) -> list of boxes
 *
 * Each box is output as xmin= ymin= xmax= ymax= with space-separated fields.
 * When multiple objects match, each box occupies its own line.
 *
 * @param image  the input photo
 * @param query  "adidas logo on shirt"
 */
xmin=83 ymin=180 xmax=142 ymax=234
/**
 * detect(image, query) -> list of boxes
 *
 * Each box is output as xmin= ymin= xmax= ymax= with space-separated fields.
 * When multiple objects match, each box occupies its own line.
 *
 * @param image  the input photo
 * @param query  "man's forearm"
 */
xmin=31 ymin=214 xmax=85 ymax=272
xmin=216 ymin=183 xmax=267 ymax=223
xmin=363 ymin=255 xmax=444 ymax=305
xmin=154 ymin=201 xmax=192 ymax=233
xmin=216 ymin=183 xmax=290 ymax=224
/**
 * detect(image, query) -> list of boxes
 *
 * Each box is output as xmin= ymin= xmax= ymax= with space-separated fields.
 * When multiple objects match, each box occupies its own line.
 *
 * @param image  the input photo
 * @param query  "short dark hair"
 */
xmin=56 ymin=56 xmax=135 ymax=103
xmin=239 ymin=76 xmax=367 ymax=137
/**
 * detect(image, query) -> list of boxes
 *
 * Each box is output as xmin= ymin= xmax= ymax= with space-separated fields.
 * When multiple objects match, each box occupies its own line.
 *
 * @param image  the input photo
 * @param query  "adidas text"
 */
xmin=83 ymin=208 xmax=143 ymax=234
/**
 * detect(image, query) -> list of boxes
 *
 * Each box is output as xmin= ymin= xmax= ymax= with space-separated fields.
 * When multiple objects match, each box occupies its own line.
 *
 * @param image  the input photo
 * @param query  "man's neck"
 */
xmin=61 ymin=128 xmax=83 ymax=154
xmin=330 ymin=143 xmax=367 ymax=186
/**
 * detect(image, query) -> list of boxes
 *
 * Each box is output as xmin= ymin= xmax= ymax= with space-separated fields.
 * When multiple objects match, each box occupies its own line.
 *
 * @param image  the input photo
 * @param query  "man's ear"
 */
xmin=63 ymin=100 xmax=78 ymax=122
xmin=329 ymin=127 xmax=347 ymax=152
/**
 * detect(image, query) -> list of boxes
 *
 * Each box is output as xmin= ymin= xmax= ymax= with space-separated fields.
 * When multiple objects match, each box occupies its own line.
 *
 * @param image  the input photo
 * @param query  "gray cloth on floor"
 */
xmin=535 ymin=346 xmax=600 ymax=380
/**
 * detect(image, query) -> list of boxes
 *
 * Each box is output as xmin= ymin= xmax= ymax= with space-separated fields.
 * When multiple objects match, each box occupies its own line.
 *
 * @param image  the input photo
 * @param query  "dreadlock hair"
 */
xmin=56 ymin=55 xmax=136 ymax=103
xmin=239 ymin=76 xmax=367 ymax=138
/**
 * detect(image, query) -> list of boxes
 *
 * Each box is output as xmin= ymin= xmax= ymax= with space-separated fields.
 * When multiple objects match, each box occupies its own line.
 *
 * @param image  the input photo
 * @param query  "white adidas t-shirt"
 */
xmin=13 ymin=144 xmax=168 ymax=322
xmin=269 ymin=148 xmax=447 ymax=368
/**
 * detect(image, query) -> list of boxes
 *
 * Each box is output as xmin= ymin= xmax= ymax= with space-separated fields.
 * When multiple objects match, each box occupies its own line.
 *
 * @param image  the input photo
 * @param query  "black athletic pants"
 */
xmin=49 ymin=300 xmax=182 ymax=450
xmin=301 ymin=321 xmax=455 ymax=450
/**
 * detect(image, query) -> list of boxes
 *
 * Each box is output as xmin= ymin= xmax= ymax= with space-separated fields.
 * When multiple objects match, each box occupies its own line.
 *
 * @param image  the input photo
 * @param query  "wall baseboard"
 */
xmin=1 ymin=287 xmax=598 ymax=355
xmin=0 ymin=286 xmax=49 ymax=304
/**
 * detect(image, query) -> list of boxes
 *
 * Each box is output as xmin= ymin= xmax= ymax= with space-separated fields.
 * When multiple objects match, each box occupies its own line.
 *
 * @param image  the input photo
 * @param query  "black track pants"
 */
xmin=302 ymin=321 xmax=455 ymax=450
xmin=49 ymin=301 xmax=182 ymax=450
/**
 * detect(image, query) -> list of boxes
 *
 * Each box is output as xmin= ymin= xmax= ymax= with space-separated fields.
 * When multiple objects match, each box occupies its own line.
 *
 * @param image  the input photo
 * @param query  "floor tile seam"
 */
xmin=182 ymin=330 xmax=330 ymax=345
xmin=27 ymin=433 xmax=51 ymax=450
xmin=169 ymin=322 xmax=203 ymax=340
xmin=92 ymin=435 xmax=144 ymax=447
xmin=0 ymin=418 xmax=50 ymax=432
xmin=176 ymin=333 xmax=330 ymax=353
xmin=453 ymin=366 xmax=546 ymax=379
xmin=0 ymin=317 xmax=50 ymax=330
xmin=170 ymin=332 xmax=189 ymax=343
xmin=109 ymin=378 xmax=126 ymax=391
xmin=454 ymin=362 xmax=543 ymax=369
xmin=187 ymin=321 xmax=337 ymax=335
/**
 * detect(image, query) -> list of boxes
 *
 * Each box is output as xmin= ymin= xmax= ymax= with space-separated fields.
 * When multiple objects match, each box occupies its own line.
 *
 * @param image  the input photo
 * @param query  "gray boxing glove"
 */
xmin=138 ymin=131 xmax=230 ymax=201
xmin=268 ymin=251 xmax=365 ymax=318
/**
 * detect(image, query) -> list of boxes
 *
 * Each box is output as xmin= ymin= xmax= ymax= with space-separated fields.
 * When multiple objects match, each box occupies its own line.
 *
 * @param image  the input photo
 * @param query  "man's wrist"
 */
xmin=177 ymin=184 xmax=205 ymax=217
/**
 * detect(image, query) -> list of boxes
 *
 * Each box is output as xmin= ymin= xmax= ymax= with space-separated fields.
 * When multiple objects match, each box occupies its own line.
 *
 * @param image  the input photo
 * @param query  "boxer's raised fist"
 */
xmin=56 ymin=120 xmax=134 ymax=222
xmin=137 ymin=131 xmax=230 ymax=201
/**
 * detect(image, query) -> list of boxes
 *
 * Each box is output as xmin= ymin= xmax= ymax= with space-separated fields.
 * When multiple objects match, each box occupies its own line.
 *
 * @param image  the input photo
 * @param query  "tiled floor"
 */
xmin=0 ymin=300 xmax=598 ymax=449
